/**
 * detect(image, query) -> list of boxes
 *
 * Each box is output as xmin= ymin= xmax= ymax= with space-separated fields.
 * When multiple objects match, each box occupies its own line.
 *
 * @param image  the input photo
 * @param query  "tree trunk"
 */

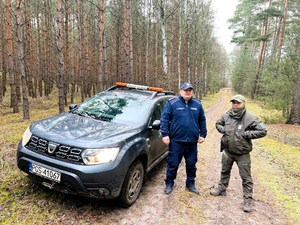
xmin=276 ymin=0 xmax=289 ymax=62
xmin=252 ymin=0 xmax=272 ymax=99
xmin=288 ymin=63 xmax=300 ymax=124
xmin=145 ymin=1 xmax=150 ymax=85
xmin=76 ymin=0 xmax=84 ymax=102
xmin=16 ymin=0 xmax=30 ymax=119
xmin=177 ymin=6 xmax=182 ymax=89
xmin=36 ymin=3 xmax=43 ymax=97
xmin=186 ymin=0 xmax=191 ymax=82
xmin=123 ymin=0 xmax=131 ymax=82
xmin=64 ymin=0 xmax=70 ymax=106
xmin=128 ymin=0 xmax=133 ymax=81
xmin=5 ymin=0 xmax=19 ymax=113
xmin=24 ymin=0 xmax=34 ymax=98
xmin=1 ymin=0 xmax=7 ymax=101
xmin=44 ymin=0 xmax=51 ymax=97
xmin=56 ymin=0 xmax=65 ymax=113
xmin=160 ymin=0 xmax=168 ymax=75
xmin=155 ymin=14 xmax=159 ymax=84
xmin=97 ymin=0 xmax=105 ymax=92
xmin=112 ymin=0 xmax=120 ymax=83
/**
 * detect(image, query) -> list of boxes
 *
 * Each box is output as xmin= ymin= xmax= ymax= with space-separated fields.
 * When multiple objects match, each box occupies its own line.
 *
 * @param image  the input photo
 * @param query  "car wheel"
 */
xmin=119 ymin=160 xmax=144 ymax=208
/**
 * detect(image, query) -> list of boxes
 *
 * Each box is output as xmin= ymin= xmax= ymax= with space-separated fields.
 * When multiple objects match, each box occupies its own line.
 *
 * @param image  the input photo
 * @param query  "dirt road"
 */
xmin=56 ymin=88 xmax=287 ymax=225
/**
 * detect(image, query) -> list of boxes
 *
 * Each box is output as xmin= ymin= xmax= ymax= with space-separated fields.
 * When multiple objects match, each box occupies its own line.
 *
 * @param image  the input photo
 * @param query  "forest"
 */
xmin=0 ymin=0 xmax=300 ymax=224
xmin=0 ymin=0 xmax=299 ymax=123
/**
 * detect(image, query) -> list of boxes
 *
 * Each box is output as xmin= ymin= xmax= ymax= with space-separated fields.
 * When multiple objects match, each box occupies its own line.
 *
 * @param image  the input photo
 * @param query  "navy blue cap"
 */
xmin=181 ymin=82 xmax=193 ymax=90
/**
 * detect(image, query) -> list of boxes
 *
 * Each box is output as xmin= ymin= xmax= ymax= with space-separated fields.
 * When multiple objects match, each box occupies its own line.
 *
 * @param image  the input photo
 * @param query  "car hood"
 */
xmin=30 ymin=112 xmax=142 ymax=147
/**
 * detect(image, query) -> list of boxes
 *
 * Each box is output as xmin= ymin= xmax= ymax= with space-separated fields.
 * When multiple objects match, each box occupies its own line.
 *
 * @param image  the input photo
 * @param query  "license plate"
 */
xmin=29 ymin=163 xmax=61 ymax=183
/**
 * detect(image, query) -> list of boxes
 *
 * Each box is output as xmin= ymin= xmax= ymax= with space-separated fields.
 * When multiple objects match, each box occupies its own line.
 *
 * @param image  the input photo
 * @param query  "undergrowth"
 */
xmin=246 ymin=100 xmax=286 ymax=124
xmin=252 ymin=139 xmax=300 ymax=224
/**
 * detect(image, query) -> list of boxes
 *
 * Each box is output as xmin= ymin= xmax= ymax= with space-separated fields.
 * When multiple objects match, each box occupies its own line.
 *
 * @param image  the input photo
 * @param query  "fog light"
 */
xmin=98 ymin=188 xmax=109 ymax=196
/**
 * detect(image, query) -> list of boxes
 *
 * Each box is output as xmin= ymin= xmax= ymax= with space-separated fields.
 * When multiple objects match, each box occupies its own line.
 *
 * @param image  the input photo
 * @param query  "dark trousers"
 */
xmin=165 ymin=141 xmax=198 ymax=188
xmin=218 ymin=150 xmax=253 ymax=199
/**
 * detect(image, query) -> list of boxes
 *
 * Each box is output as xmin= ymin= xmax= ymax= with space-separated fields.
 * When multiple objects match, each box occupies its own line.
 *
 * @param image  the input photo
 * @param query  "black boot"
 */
xmin=210 ymin=186 xmax=226 ymax=196
xmin=243 ymin=198 xmax=252 ymax=212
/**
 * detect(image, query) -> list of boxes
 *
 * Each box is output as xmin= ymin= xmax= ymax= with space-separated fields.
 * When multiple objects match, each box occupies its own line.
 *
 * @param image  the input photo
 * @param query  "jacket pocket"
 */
xmin=234 ymin=133 xmax=252 ymax=154
xmin=220 ymin=135 xmax=229 ymax=152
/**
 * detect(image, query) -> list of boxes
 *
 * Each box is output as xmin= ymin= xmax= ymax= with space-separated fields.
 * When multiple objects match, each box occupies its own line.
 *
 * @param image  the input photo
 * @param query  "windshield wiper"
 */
xmin=94 ymin=115 xmax=112 ymax=122
xmin=98 ymin=98 xmax=121 ymax=113
xmin=73 ymin=110 xmax=111 ymax=122
xmin=72 ymin=110 xmax=90 ymax=118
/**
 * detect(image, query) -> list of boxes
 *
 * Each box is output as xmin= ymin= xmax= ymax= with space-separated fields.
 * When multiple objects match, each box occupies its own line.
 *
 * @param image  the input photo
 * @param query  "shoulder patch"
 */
xmin=193 ymin=98 xmax=202 ymax=105
xmin=258 ymin=122 xmax=266 ymax=129
xmin=169 ymin=96 xmax=179 ymax=104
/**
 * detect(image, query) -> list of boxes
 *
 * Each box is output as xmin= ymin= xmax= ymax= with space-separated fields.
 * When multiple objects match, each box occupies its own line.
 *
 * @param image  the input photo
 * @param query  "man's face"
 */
xmin=231 ymin=100 xmax=245 ymax=109
xmin=180 ymin=88 xmax=193 ymax=101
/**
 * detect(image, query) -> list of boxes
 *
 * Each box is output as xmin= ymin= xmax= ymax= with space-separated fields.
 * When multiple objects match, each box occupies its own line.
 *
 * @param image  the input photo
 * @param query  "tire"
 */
xmin=119 ymin=160 xmax=144 ymax=208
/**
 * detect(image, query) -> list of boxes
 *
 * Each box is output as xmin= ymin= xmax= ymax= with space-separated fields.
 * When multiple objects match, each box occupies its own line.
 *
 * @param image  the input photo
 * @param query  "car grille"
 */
xmin=26 ymin=135 xmax=84 ymax=164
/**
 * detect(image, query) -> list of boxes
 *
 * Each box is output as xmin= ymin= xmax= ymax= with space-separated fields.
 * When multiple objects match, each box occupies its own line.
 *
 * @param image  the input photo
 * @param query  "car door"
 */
xmin=146 ymin=99 xmax=169 ymax=167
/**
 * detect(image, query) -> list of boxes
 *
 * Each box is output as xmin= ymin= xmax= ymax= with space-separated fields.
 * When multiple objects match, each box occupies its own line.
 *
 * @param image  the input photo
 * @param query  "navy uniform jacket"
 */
xmin=160 ymin=96 xmax=207 ymax=142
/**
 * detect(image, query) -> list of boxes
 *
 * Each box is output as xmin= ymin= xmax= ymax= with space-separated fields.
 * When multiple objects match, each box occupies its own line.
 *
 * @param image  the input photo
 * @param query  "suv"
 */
xmin=17 ymin=82 xmax=174 ymax=207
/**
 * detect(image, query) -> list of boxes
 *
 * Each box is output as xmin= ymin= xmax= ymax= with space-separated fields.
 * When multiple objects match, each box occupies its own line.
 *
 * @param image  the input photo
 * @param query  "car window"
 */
xmin=72 ymin=90 xmax=152 ymax=125
xmin=150 ymin=100 xmax=167 ymax=124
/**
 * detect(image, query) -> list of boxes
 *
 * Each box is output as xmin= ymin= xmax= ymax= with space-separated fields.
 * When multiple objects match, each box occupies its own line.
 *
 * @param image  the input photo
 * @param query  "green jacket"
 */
xmin=216 ymin=109 xmax=267 ymax=155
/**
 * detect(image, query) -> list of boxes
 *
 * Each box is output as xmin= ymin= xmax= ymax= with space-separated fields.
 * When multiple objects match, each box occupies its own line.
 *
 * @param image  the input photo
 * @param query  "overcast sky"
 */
xmin=211 ymin=0 xmax=238 ymax=53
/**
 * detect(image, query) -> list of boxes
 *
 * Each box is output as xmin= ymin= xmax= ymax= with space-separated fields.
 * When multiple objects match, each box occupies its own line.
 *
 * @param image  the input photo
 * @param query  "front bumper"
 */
xmin=17 ymin=142 xmax=127 ymax=199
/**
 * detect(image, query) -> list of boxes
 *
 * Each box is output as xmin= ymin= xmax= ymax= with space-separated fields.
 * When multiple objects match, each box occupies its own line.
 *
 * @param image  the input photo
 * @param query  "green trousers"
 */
xmin=218 ymin=150 xmax=253 ymax=199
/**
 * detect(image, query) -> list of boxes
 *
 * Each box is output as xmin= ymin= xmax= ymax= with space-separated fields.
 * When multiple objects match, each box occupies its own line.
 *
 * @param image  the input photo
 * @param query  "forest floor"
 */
xmin=0 ymin=88 xmax=299 ymax=225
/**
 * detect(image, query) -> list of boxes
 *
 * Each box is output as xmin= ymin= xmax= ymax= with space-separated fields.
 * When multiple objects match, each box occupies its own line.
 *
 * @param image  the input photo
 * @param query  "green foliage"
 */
xmin=231 ymin=49 xmax=256 ymax=95
xmin=228 ymin=0 xmax=263 ymax=45
xmin=255 ymin=7 xmax=282 ymax=21
xmin=229 ymin=0 xmax=300 ymax=120
xmin=259 ymin=58 xmax=297 ymax=118
xmin=246 ymin=100 xmax=286 ymax=124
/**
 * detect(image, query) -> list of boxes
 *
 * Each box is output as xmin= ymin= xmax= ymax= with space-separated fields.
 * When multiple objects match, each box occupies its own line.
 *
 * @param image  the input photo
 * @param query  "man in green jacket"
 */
xmin=210 ymin=94 xmax=267 ymax=212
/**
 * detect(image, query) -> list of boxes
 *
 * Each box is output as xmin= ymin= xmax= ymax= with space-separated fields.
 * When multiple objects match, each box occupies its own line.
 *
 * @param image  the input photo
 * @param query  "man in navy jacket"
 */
xmin=160 ymin=82 xmax=207 ymax=195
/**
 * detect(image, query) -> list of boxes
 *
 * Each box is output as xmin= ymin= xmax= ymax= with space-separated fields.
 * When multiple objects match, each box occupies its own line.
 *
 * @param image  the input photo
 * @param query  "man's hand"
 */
xmin=198 ymin=137 xmax=205 ymax=144
xmin=162 ymin=136 xmax=170 ymax=145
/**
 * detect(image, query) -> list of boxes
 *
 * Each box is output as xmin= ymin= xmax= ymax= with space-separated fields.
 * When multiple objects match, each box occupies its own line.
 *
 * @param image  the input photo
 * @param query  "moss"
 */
xmin=246 ymin=101 xmax=286 ymax=124
xmin=253 ymin=138 xmax=300 ymax=224
xmin=258 ymin=138 xmax=300 ymax=177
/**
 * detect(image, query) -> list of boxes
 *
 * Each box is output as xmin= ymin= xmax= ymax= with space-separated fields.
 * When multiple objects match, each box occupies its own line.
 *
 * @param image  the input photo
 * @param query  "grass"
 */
xmin=201 ymin=91 xmax=221 ymax=110
xmin=0 ymin=91 xmax=83 ymax=224
xmin=245 ymin=99 xmax=300 ymax=224
xmin=252 ymin=138 xmax=300 ymax=224
xmin=246 ymin=100 xmax=286 ymax=124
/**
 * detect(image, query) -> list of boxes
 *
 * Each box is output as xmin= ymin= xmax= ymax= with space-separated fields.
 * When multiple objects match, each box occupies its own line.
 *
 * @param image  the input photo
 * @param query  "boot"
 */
xmin=186 ymin=185 xmax=200 ymax=195
xmin=164 ymin=184 xmax=174 ymax=195
xmin=210 ymin=186 xmax=226 ymax=196
xmin=243 ymin=198 xmax=252 ymax=212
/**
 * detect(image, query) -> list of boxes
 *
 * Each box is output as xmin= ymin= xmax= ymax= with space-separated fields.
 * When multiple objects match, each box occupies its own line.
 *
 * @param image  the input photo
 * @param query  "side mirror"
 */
xmin=150 ymin=120 xmax=161 ymax=130
xmin=69 ymin=104 xmax=78 ymax=111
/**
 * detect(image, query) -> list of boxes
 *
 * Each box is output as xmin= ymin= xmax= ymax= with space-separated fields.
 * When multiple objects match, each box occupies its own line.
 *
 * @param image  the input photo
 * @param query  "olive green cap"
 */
xmin=230 ymin=94 xmax=246 ymax=103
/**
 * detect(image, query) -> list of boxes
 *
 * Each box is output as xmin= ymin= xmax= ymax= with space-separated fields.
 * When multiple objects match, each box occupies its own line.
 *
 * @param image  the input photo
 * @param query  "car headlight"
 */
xmin=82 ymin=147 xmax=119 ymax=165
xmin=22 ymin=127 xmax=32 ymax=146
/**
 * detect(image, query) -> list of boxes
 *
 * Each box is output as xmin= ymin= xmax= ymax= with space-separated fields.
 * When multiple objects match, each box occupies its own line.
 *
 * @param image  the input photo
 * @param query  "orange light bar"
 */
xmin=115 ymin=82 xmax=164 ymax=92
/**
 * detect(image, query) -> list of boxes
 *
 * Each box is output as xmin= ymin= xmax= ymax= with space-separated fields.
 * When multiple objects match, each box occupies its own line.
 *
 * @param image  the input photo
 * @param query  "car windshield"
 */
xmin=72 ymin=90 xmax=152 ymax=125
